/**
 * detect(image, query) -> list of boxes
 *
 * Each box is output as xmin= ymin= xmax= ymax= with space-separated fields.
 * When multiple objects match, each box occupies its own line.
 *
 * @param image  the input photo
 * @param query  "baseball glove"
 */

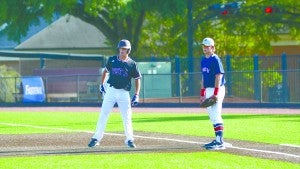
xmin=200 ymin=96 xmax=217 ymax=108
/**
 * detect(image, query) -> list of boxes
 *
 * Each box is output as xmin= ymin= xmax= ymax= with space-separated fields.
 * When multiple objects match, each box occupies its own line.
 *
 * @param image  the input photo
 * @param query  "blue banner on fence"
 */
xmin=21 ymin=76 xmax=45 ymax=102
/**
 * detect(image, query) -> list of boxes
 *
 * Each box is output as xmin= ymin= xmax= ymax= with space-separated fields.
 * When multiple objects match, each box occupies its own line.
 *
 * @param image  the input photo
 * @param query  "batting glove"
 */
xmin=99 ymin=84 xmax=106 ymax=94
xmin=131 ymin=94 xmax=139 ymax=106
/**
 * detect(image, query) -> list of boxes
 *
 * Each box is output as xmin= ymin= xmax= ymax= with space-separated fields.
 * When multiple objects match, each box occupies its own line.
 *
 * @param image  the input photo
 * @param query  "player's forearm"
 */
xmin=214 ymin=74 xmax=222 ymax=87
xmin=101 ymin=70 xmax=108 ymax=84
xmin=201 ymin=77 xmax=204 ymax=89
xmin=213 ymin=74 xmax=222 ymax=96
xmin=134 ymin=79 xmax=141 ymax=95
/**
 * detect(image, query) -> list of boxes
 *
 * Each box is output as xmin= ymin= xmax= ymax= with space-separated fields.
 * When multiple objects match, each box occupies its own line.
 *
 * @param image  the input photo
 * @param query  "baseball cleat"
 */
xmin=126 ymin=140 xmax=136 ymax=148
xmin=88 ymin=138 xmax=99 ymax=148
xmin=203 ymin=140 xmax=225 ymax=150
xmin=202 ymin=140 xmax=216 ymax=148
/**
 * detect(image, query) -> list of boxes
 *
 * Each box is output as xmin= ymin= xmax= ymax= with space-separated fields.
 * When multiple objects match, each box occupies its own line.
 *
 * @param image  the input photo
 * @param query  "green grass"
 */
xmin=0 ymin=111 xmax=299 ymax=169
xmin=0 ymin=111 xmax=299 ymax=145
xmin=0 ymin=111 xmax=97 ymax=134
xmin=0 ymin=152 xmax=299 ymax=169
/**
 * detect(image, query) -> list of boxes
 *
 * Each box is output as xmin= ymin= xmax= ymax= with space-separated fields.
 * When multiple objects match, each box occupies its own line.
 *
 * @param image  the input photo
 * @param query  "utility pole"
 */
xmin=187 ymin=0 xmax=194 ymax=95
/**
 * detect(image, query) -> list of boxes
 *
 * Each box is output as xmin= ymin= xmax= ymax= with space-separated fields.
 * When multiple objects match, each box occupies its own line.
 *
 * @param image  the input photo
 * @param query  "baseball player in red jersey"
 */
xmin=200 ymin=37 xmax=226 ymax=150
xmin=88 ymin=39 xmax=142 ymax=148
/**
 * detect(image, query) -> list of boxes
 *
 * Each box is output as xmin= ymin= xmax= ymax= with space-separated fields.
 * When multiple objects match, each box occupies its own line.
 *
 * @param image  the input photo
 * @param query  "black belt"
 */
xmin=109 ymin=84 xmax=122 ymax=89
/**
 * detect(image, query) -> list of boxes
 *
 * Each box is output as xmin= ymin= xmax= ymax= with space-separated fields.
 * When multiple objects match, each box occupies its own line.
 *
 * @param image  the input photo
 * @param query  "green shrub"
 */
xmin=0 ymin=65 xmax=20 ymax=102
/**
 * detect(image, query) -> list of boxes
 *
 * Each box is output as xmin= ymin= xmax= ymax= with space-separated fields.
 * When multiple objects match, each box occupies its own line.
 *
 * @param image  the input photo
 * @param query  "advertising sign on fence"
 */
xmin=21 ymin=76 xmax=45 ymax=102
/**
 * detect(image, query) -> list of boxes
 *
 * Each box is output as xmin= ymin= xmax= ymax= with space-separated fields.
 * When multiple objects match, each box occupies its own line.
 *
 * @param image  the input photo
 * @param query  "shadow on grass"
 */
xmin=133 ymin=114 xmax=300 ymax=123
xmin=223 ymin=114 xmax=300 ymax=120
xmin=134 ymin=115 xmax=208 ymax=123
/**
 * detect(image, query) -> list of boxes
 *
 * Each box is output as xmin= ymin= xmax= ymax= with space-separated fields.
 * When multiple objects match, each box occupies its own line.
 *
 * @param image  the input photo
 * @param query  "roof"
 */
xmin=0 ymin=17 xmax=50 ymax=49
xmin=15 ymin=14 xmax=109 ymax=50
xmin=0 ymin=50 xmax=104 ymax=61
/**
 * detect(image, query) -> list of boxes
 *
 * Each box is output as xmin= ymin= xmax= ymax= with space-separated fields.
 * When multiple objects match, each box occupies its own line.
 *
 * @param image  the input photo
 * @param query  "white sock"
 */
xmin=216 ymin=136 xmax=222 ymax=143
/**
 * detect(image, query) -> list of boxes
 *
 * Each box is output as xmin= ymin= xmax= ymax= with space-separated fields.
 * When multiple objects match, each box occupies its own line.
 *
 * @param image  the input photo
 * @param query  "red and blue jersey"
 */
xmin=200 ymin=54 xmax=226 ymax=88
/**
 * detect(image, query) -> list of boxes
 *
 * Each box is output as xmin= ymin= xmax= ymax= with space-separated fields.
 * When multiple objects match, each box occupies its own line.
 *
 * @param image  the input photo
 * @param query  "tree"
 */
xmin=0 ymin=0 xmax=185 ymax=55
xmin=0 ymin=65 xmax=20 ymax=102
xmin=0 ymin=0 xmax=299 ymax=58
xmin=132 ymin=0 xmax=300 ymax=58
xmin=138 ymin=12 xmax=187 ymax=57
xmin=192 ymin=0 xmax=300 ymax=57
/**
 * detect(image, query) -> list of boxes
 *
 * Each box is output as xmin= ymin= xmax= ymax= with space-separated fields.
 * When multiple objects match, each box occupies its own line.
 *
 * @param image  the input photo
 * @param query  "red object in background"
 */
xmin=222 ymin=10 xmax=229 ymax=15
xmin=265 ymin=6 xmax=273 ymax=13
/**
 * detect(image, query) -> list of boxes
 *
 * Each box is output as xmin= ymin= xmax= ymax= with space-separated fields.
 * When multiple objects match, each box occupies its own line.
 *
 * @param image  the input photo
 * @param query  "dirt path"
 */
xmin=0 ymin=132 xmax=299 ymax=164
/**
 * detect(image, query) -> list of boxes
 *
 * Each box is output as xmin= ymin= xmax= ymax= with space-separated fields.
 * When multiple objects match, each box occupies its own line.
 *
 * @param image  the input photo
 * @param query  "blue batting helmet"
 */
xmin=117 ymin=39 xmax=131 ymax=51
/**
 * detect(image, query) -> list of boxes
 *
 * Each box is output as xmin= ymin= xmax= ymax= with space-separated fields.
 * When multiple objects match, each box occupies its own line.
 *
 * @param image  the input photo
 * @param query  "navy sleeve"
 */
xmin=131 ymin=62 xmax=142 ymax=79
xmin=105 ymin=56 xmax=116 ymax=72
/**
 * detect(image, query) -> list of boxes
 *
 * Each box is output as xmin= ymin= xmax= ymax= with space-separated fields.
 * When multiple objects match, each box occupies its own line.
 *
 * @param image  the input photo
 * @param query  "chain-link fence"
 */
xmin=0 ymin=53 xmax=299 ymax=104
xmin=1 ymin=69 xmax=299 ymax=103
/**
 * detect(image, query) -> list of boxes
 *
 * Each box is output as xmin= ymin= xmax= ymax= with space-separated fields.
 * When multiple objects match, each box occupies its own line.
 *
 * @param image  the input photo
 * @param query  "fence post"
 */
xmin=142 ymin=74 xmax=145 ymax=103
xmin=253 ymin=54 xmax=261 ymax=102
xmin=179 ymin=73 xmax=182 ymax=103
xmin=77 ymin=75 xmax=80 ymax=102
xmin=187 ymin=0 xmax=194 ymax=96
xmin=225 ymin=55 xmax=232 ymax=96
xmin=188 ymin=58 xmax=194 ymax=96
xmin=40 ymin=57 xmax=45 ymax=69
xmin=175 ymin=56 xmax=181 ymax=97
xmin=281 ymin=52 xmax=289 ymax=102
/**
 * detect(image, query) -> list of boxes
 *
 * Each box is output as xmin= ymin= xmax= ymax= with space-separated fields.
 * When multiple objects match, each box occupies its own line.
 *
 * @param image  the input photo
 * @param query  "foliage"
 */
xmin=137 ymin=12 xmax=187 ymax=57
xmin=0 ymin=65 xmax=20 ymax=102
xmin=192 ymin=0 xmax=300 ymax=57
xmin=262 ymin=70 xmax=283 ymax=87
xmin=1 ymin=0 xmax=299 ymax=57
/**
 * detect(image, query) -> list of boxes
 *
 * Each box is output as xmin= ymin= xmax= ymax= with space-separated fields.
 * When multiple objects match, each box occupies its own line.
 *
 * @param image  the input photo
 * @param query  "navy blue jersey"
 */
xmin=201 ymin=54 xmax=226 ymax=88
xmin=106 ymin=55 xmax=141 ymax=91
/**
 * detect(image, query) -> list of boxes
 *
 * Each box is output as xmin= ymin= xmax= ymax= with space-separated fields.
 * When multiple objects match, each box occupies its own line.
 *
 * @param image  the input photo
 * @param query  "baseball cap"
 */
xmin=202 ymin=37 xmax=214 ymax=46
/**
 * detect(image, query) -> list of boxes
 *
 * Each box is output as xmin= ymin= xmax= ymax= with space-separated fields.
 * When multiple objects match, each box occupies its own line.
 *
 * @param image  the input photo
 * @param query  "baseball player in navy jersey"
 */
xmin=88 ymin=39 xmax=141 ymax=148
xmin=200 ymin=37 xmax=226 ymax=150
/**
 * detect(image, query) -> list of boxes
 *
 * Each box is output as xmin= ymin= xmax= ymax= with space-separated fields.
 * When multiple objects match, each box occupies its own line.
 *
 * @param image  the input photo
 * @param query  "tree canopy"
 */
xmin=0 ymin=0 xmax=299 ymax=57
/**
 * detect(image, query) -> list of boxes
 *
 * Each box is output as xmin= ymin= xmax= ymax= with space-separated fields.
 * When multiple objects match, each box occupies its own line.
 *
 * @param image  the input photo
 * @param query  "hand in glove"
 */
xmin=99 ymin=84 xmax=106 ymax=94
xmin=131 ymin=94 xmax=139 ymax=106
xmin=200 ymin=95 xmax=217 ymax=108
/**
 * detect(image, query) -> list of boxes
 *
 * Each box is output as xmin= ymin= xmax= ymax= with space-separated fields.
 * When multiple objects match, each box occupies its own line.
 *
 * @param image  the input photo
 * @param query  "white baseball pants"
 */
xmin=205 ymin=86 xmax=225 ymax=124
xmin=92 ymin=85 xmax=134 ymax=143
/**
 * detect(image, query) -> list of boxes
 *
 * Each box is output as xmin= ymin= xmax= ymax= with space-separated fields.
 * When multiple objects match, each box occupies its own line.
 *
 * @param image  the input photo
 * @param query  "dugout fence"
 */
xmin=0 ymin=69 xmax=299 ymax=104
xmin=0 ymin=51 xmax=299 ymax=104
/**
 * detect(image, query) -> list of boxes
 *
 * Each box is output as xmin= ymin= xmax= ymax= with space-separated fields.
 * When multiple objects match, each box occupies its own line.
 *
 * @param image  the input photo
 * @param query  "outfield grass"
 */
xmin=0 ymin=152 xmax=299 ymax=169
xmin=0 ymin=111 xmax=299 ymax=169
